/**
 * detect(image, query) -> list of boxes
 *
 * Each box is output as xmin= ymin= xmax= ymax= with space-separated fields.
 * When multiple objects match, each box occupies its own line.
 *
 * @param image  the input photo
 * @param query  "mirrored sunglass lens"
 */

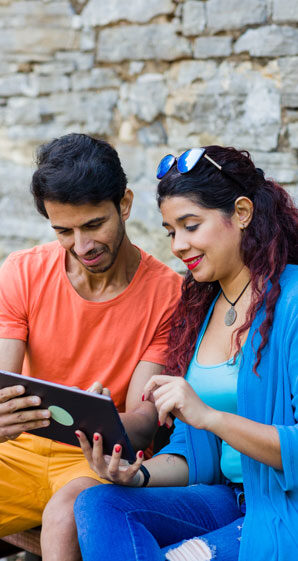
xmin=156 ymin=155 xmax=176 ymax=179
xmin=177 ymin=148 xmax=206 ymax=173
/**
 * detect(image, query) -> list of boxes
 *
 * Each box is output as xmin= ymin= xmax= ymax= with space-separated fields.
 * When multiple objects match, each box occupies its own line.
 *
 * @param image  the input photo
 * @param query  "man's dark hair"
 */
xmin=31 ymin=133 xmax=127 ymax=217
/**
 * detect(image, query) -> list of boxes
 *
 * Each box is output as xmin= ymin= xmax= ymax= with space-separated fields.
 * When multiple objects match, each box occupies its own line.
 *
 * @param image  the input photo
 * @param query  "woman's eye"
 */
xmin=185 ymin=225 xmax=198 ymax=232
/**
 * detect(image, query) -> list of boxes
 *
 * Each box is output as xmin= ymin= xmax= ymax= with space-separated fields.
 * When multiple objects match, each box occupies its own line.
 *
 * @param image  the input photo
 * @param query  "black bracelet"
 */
xmin=139 ymin=465 xmax=150 ymax=487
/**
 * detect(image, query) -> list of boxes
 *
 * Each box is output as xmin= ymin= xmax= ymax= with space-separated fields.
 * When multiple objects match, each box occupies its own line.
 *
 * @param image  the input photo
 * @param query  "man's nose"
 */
xmin=73 ymin=232 xmax=94 ymax=256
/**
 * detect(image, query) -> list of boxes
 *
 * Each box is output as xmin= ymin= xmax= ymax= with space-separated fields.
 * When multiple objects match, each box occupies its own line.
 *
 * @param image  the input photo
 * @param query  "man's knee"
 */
xmin=42 ymin=477 xmax=100 ymax=528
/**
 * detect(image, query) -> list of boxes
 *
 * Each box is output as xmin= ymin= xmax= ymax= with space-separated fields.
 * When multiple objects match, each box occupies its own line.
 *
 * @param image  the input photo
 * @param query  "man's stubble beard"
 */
xmin=71 ymin=219 xmax=126 ymax=274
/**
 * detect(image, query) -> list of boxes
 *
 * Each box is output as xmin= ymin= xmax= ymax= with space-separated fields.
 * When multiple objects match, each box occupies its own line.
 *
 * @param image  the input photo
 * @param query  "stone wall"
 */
xmin=0 ymin=0 xmax=297 ymax=269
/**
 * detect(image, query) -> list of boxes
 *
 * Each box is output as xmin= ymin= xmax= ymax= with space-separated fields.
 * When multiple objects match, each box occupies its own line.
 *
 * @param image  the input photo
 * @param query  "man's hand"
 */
xmin=0 ymin=385 xmax=51 ymax=443
xmin=87 ymin=381 xmax=111 ymax=397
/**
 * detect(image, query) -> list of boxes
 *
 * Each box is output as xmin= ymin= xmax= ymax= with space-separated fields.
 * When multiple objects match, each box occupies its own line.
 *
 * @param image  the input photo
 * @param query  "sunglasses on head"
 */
xmin=156 ymin=148 xmax=222 ymax=180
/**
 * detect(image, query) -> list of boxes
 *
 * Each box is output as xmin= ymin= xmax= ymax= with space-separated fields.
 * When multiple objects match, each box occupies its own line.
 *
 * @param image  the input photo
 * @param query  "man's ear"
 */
xmin=119 ymin=189 xmax=134 ymax=222
xmin=233 ymin=196 xmax=254 ymax=230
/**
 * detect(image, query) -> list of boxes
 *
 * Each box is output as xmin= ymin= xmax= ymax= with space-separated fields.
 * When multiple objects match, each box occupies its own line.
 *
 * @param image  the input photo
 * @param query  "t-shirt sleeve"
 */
xmin=140 ymin=275 xmax=182 ymax=365
xmin=0 ymin=256 xmax=28 ymax=341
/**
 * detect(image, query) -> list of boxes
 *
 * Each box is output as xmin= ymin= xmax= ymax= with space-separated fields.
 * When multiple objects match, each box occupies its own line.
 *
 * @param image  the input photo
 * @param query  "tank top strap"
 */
xmin=194 ymin=291 xmax=221 ymax=355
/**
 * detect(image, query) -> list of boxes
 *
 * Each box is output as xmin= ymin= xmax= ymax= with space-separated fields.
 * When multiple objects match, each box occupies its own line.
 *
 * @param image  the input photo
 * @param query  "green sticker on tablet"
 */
xmin=48 ymin=405 xmax=74 ymax=426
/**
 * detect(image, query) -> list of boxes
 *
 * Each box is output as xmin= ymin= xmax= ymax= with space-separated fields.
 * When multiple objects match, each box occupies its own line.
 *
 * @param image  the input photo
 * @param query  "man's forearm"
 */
xmin=120 ymin=402 xmax=158 ymax=451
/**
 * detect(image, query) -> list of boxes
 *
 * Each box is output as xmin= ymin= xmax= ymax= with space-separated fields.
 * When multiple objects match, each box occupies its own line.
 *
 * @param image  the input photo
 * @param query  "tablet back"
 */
xmin=0 ymin=370 xmax=136 ymax=462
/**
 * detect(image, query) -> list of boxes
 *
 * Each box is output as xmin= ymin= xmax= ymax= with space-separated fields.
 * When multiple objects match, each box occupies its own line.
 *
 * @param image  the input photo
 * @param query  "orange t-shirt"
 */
xmin=0 ymin=241 xmax=182 ymax=411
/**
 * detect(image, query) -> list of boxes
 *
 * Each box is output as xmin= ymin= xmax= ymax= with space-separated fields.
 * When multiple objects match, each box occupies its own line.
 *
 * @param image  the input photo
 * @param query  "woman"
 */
xmin=74 ymin=146 xmax=298 ymax=561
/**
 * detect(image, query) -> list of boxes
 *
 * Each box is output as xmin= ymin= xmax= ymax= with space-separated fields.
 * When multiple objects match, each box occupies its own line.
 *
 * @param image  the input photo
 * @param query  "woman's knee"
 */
xmin=74 ymin=485 xmax=119 ymax=524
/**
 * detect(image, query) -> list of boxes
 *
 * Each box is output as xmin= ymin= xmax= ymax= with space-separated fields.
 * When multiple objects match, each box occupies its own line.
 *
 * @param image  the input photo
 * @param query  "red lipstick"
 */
xmin=182 ymin=254 xmax=204 ymax=271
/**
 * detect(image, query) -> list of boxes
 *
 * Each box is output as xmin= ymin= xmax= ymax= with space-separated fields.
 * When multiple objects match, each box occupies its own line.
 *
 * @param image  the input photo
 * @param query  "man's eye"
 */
xmin=166 ymin=231 xmax=175 ymax=238
xmin=57 ymin=229 xmax=71 ymax=235
xmin=86 ymin=224 xmax=101 ymax=230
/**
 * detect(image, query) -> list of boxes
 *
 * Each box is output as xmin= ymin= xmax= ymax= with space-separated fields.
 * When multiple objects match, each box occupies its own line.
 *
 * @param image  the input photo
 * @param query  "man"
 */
xmin=0 ymin=133 xmax=182 ymax=561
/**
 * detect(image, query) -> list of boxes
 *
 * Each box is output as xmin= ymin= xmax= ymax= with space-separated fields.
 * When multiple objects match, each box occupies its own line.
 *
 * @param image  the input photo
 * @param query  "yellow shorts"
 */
xmin=0 ymin=433 xmax=108 ymax=536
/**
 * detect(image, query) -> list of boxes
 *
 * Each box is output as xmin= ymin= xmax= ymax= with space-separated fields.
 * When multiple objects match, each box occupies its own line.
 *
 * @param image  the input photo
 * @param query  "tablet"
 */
xmin=0 ymin=370 xmax=136 ymax=462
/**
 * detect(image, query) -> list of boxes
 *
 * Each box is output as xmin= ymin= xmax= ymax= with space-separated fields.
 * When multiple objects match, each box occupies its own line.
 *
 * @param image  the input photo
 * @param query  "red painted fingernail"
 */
xmin=158 ymin=421 xmax=161 ymax=427
xmin=141 ymin=394 xmax=145 ymax=402
xmin=94 ymin=434 xmax=99 ymax=441
xmin=115 ymin=445 xmax=121 ymax=453
xmin=138 ymin=450 xmax=144 ymax=459
xmin=75 ymin=431 xmax=80 ymax=438
xmin=165 ymin=423 xmax=171 ymax=429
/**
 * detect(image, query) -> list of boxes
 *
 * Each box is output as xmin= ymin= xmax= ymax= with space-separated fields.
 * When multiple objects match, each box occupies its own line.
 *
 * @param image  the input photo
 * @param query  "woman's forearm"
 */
xmin=204 ymin=409 xmax=282 ymax=470
xmin=143 ymin=453 xmax=189 ymax=487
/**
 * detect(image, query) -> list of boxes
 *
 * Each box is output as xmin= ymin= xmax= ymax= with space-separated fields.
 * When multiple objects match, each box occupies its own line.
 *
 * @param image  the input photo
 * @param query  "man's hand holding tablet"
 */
xmin=0 ymin=370 xmax=136 ymax=462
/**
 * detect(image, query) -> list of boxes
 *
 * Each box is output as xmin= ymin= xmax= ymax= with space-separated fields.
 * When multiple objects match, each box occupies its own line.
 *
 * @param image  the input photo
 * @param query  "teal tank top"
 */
xmin=185 ymin=293 xmax=243 ymax=483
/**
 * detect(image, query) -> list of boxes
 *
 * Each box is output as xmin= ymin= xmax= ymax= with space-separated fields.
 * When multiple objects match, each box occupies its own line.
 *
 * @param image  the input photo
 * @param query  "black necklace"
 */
xmin=222 ymin=279 xmax=251 ymax=326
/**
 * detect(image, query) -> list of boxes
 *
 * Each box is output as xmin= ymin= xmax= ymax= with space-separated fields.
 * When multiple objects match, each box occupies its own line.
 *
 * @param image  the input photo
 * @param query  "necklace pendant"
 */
xmin=225 ymin=306 xmax=237 ymax=326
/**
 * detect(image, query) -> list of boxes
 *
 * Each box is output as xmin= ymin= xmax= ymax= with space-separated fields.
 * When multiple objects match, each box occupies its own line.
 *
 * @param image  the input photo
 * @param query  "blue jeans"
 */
xmin=74 ymin=483 xmax=245 ymax=561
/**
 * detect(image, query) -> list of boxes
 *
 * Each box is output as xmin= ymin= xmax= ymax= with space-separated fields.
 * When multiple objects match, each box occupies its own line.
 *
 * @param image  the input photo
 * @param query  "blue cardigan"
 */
xmin=158 ymin=265 xmax=298 ymax=561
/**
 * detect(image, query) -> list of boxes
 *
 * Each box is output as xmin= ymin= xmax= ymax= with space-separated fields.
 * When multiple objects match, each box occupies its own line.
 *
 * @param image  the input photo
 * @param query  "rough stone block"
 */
xmin=165 ymin=86 xmax=199 ymax=122
xmin=194 ymin=37 xmax=232 ymax=58
xmin=115 ymin=143 xmax=146 ymax=184
xmin=138 ymin=122 xmax=167 ymax=146
xmin=285 ymin=109 xmax=298 ymax=123
xmin=286 ymin=185 xmax=298 ymax=205
xmin=81 ymin=0 xmax=174 ymax=26
xmin=0 ymin=61 xmax=18 ymax=73
xmin=0 ymin=106 xmax=5 ymax=126
xmin=4 ymin=89 xmax=117 ymax=135
xmin=80 ymin=27 xmax=96 ymax=51
xmin=182 ymin=1 xmax=206 ymax=36
xmin=165 ymin=62 xmax=281 ymax=151
xmin=168 ymin=60 xmax=218 ymax=87
xmin=206 ymin=0 xmax=268 ymax=31
xmin=0 ymin=158 xmax=32 ymax=196
xmin=5 ymin=96 xmax=41 ymax=125
xmin=235 ymin=25 xmax=298 ymax=57
xmin=129 ymin=62 xmax=145 ymax=76
xmin=0 ymin=73 xmax=28 ymax=96
xmin=278 ymin=57 xmax=298 ymax=108
xmin=71 ymin=68 xmax=120 ymax=91
xmin=4 ymin=122 xmax=70 ymax=143
xmin=0 ymin=27 xmax=80 ymax=54
xmin=273 ymin=0 xmax=298 ymax=23
xmin=55 ymin=52 xmax=95 ymax=71
xmin=0 ymin=1 xmax=73 ymax=28
xmin=288 ymin=123 xmax=298 ymax=149
xmin=33 ymin=60 xmax=76 ymax=74
xmin=0 ymin=198 xmax=53 ymax=240
xmin=251 ymin=150 xmax=298 ymax=183
xmin=119 ymin=74 xmax=168 ymax=123
xmin=24 ymin=74 xmax=70 ymax=96
xmin=97 ymin=24 xmax=192 ymax=62
xmin=51 ymin=90 xmax=118 ymax=135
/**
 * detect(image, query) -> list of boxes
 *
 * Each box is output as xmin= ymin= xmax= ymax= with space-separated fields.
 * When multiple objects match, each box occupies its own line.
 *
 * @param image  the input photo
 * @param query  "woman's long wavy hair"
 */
xmin=157 ymin=146 xmax=298 ymax=376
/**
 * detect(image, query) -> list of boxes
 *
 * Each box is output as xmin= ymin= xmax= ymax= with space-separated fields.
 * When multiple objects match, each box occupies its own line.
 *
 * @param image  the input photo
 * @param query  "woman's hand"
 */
xmin=143 ymin=375 xmax=213 ymax=430
xmin=75 ymin=430 xmax=145 ymax=486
